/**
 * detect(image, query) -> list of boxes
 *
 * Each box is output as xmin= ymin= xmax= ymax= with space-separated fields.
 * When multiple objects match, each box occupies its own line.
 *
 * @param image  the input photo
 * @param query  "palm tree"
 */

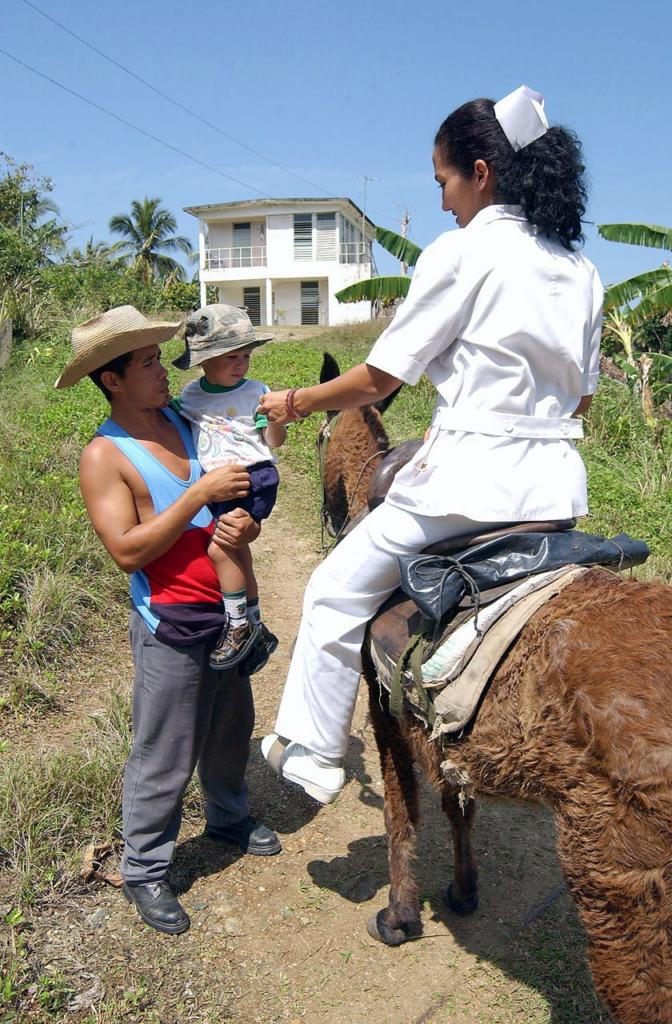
xmin=335 ymin=227 xmax=423 ymax=304
xmin=109 ymin=197 xmax=191 ymax=283
xmin=66 ymin=236 xmax=117 ymax=267
xmin=598 ymin=223 xmax=672 ymax=325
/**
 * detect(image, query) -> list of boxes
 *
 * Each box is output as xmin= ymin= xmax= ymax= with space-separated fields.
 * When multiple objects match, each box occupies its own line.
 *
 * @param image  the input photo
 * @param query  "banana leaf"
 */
xmin=621 ymin=283 xmax=672 ymax=326
xmin=604 ymin=266 xmax=672 ymax=311
xmin=649 ymin=352 xmax=672 ymax=372
xmin=335 ymin=276 xmax=411 ymax=303
xmin=598 ymin=223 xmax=672 ymax=250
xmin=374 ymin=227 xmax=423 ymax=267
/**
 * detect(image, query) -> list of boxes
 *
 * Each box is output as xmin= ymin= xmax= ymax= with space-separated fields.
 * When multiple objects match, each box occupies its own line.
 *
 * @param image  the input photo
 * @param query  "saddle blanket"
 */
xmin=369 ymin=565 xmax=588 ymax=736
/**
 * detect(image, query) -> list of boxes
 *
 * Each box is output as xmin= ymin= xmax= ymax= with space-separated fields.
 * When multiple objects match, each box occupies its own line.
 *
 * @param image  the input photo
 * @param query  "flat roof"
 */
xmin=183 ymin=196 xmax=375 ymax=230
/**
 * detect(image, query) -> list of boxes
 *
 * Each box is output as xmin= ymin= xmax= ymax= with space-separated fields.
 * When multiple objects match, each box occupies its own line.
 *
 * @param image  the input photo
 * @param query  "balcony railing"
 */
xmin=203 ymin=241 xmax=372 ymax=270
xmin=339 ymin=242 xmax=371 ymax=264
xmin=205 ymin=246 xmax=267 ymax=270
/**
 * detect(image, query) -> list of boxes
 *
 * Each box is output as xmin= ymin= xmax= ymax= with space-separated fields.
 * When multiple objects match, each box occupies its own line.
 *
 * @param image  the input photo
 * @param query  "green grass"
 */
xmin=581 ymin=380 xmax=672 ymax=575
xmin=0 ymin=690 xmax=131 ymax=903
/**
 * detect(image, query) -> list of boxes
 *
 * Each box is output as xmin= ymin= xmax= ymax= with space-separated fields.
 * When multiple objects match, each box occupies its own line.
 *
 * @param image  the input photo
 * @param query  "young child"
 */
xmin=172 ymin=304 xmax=287 ymax=671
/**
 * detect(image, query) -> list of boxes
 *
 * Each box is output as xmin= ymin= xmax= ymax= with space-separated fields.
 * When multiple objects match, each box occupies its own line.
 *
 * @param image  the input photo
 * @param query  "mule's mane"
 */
xmin=319 ymin=352 xmax=400 ymax=537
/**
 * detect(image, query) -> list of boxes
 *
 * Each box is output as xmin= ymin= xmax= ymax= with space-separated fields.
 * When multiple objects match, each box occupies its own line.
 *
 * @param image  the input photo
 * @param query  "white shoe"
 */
xmin=261 ymin=733 xmax=345 ymax=805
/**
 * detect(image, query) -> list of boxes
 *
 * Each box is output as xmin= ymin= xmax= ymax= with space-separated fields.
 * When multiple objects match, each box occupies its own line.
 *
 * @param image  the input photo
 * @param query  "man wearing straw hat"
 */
xmin=56 ymin=305 xmax=281 ymax=936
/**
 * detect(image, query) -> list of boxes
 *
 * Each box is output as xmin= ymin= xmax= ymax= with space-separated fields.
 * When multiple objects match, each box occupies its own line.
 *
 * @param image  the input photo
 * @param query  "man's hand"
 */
xmin=212 ymin=507 xmax=260 ymax=551
xmin=202 ymin=464 xmax=251 ymax=503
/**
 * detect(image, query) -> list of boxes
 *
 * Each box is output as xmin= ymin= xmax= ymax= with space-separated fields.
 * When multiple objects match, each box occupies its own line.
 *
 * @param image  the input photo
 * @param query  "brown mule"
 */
xmin=319 ymin=352 xmax=672 ymax=1024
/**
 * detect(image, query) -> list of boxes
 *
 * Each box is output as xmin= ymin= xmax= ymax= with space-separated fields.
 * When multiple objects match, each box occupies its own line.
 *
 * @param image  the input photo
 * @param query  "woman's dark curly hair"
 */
xmin=434 ymin=98 xmax=587 ymax=250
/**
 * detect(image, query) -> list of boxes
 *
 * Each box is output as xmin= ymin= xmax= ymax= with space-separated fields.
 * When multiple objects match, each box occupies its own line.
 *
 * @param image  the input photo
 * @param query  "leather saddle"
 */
xmin=365 ymin=439 xmax=575 ymax=663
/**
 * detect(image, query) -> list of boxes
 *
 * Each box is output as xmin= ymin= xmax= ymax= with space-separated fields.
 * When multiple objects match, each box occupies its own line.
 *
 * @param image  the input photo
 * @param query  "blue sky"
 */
xmin=2 ymin=0 xmax=671 ymax=287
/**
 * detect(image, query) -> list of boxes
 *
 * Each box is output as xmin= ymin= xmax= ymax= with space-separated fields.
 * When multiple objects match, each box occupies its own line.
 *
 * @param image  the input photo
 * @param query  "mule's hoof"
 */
xmin=366 ymin=909 xmax=421 ymax=946
xmin=442 ymin=883 xmax=478 ymax=916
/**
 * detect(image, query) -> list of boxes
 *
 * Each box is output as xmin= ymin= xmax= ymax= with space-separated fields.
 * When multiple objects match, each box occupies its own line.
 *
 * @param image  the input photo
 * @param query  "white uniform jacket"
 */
xmin=366 ymin=205 xmax=604 ymax=521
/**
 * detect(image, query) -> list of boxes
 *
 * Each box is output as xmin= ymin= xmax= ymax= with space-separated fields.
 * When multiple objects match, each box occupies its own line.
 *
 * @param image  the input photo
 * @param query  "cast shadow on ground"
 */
xmin=170 ymin=736 xmax=378 ymax=895
xmin=307 ymin=784 xmax=608 ymax=1023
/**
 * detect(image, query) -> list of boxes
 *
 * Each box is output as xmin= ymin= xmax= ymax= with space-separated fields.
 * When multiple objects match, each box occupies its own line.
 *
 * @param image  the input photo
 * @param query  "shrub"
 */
xmin=162 ymin=280 xmax=217 ymax=311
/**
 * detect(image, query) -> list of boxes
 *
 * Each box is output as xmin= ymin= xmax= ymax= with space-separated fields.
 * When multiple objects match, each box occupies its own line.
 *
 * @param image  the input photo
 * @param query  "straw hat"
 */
xmin=55 ymin=305 xmax=182 ymax=389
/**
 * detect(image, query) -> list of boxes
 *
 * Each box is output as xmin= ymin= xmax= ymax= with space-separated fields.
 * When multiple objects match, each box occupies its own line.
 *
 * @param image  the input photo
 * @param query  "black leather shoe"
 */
xmin=210 ymin=621 xmax=259 ymax=671
xmin=122 ymin=881 xmax=190 ymax=934
xmin=205 ymin=816 xmax=282 ymax=856
xmin=239 ymin=623 xmax=279 ymax=676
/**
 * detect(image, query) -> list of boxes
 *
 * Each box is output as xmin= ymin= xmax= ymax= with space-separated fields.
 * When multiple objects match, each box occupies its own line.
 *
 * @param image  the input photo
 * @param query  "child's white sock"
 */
xmin=223 ymin=590 xmax=247 ymax=630
xmin=247 ymin=597 xmax=261 ymax=625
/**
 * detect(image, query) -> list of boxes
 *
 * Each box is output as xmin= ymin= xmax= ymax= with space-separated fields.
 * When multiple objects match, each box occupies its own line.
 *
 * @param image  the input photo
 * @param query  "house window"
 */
xmin=316 ymin=212 xmax=337 ymax=261
xmin=243 ymin=287 xmax=261 ymax=326
xmin=300 ymin=281 xmax=320 ymax=325
xmin=340 ymin=215 xmax=359 ymax=263
xmin=294 ymin=214 xmax=312 ymax=260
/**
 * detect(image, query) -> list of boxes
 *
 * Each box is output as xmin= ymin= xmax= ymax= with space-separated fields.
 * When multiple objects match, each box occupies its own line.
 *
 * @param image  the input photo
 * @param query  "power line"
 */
xmin=0 ymin=46 xmax=271 ymax=198
xmin=20 ymin=0 xmax=333 ymax=198
xmin=11 ymin=1 xmax=402 ymax=226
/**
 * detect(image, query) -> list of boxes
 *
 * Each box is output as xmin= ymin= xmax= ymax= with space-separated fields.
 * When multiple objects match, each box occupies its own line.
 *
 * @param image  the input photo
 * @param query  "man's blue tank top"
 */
xmin=97 ymin=407 xmax=224 ymax=646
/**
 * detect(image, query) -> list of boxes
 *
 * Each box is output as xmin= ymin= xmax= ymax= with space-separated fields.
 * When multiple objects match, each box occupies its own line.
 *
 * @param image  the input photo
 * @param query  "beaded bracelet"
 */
xmin=285 ymin=387 xmax=310 ymax=421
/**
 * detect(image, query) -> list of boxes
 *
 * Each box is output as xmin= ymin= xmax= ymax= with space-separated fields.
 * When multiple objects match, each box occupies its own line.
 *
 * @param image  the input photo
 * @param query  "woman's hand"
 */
xmin=257 ymin=389 xmax=292 ymax=424
xmin=257 ymin=365 xmax=402 ymax=424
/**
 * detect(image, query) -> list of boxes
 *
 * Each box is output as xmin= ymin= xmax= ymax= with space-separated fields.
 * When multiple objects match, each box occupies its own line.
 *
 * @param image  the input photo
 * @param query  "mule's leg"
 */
xmin=365 ymin=662 xmax=422 ymax=946
xmin=441 ymin=790 xmax=479 ymax=916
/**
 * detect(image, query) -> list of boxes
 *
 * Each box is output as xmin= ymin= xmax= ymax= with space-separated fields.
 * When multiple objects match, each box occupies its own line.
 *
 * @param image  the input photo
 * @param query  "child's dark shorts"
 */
xmin=210 ymin=461 xmax=279 ymax=524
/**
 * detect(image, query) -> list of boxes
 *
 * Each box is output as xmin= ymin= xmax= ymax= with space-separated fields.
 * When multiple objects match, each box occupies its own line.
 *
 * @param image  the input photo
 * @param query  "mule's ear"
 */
xmin=374 ymin=383 xmax=403 ymax=416
xmin=320 ymin=352 xmax=342 ymax=420
xmin=320 ymin=351 xmax=340 ymax=384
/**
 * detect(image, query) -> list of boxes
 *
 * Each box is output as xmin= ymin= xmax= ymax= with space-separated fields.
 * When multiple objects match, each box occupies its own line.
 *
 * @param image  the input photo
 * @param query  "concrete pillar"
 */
xmin=198 ymin=219 xmax=206 ymax=270
xmin=265 ymin=277 xmax=273 ymax=326
xmin=198 ymin=219 xmax=207 ymax=306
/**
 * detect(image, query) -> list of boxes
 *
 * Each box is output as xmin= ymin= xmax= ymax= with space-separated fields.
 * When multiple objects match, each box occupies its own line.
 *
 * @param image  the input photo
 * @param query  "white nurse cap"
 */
xmin=493 ymin=85 xmax=549 ymax=151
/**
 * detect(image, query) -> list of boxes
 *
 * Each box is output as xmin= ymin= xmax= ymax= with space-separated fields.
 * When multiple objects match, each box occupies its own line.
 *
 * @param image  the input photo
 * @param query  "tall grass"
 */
xmin=581 ymin=380 xmax=672 ymax=571
xmin=0 ymin=332 xmax=128 ymax=701
xmin=0 ymin=690 xmax=131 ymax=902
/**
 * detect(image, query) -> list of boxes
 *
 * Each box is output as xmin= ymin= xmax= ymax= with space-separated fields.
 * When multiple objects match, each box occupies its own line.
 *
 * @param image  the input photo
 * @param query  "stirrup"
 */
xmin=263 ymin=734 xmax=290 ymax=774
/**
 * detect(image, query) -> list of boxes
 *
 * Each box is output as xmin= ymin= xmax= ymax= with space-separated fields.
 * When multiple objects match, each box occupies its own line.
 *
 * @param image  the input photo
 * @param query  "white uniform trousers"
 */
xmin=274 ymin=501 xmax=497 ymax=758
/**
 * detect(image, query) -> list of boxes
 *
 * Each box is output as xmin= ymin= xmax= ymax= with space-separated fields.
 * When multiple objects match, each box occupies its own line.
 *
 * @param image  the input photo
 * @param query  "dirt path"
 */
xmin=9 ymin=480 xmax=607 ymax=1023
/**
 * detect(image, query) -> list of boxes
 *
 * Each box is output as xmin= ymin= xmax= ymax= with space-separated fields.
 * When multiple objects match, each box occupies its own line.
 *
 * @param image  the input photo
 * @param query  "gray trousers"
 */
xmin=121 ymin=610 xmax=254 ymax=884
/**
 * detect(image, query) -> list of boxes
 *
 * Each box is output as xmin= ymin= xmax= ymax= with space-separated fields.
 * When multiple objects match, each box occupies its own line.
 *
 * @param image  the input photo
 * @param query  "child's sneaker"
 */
xmin=239 ymin=622 xmax=279 ymax=676
xmin=210 ymin=620 xmax=259 ymax=670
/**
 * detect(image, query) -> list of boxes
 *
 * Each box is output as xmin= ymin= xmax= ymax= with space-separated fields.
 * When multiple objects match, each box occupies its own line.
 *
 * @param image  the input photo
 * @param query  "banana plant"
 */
xmin=335 ymin=226 xmax=423 ymax=304
xmin=599 ymin=222 xmax=672 ymax=325
xmin=603 ymin=310 xmax=672 ymax=419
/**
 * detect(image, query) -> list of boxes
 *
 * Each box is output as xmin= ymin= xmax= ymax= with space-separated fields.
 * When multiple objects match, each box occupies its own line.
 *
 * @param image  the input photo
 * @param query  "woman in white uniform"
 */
xmin=257 ymin=85 xmax=603 ymax=804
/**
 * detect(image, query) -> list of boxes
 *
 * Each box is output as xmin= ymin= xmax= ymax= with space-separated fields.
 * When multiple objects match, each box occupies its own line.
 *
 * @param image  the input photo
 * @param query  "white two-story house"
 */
xmin=184 ymin=198 xmax=376 ymax=327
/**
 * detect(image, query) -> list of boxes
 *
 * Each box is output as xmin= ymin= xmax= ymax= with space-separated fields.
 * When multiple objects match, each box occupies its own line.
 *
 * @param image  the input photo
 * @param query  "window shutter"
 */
xmin=243 ymin=287 xmax=261 ymax=326
xmin=293 ymin=214 xmax=312 ymax=260
xmin=316 ymin=212 xmax=336 ymax=261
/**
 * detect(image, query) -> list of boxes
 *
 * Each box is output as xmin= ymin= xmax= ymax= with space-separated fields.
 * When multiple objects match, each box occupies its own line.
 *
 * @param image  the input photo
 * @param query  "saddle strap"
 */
xmin=389 ymin=623 xmax=436 ymax=725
